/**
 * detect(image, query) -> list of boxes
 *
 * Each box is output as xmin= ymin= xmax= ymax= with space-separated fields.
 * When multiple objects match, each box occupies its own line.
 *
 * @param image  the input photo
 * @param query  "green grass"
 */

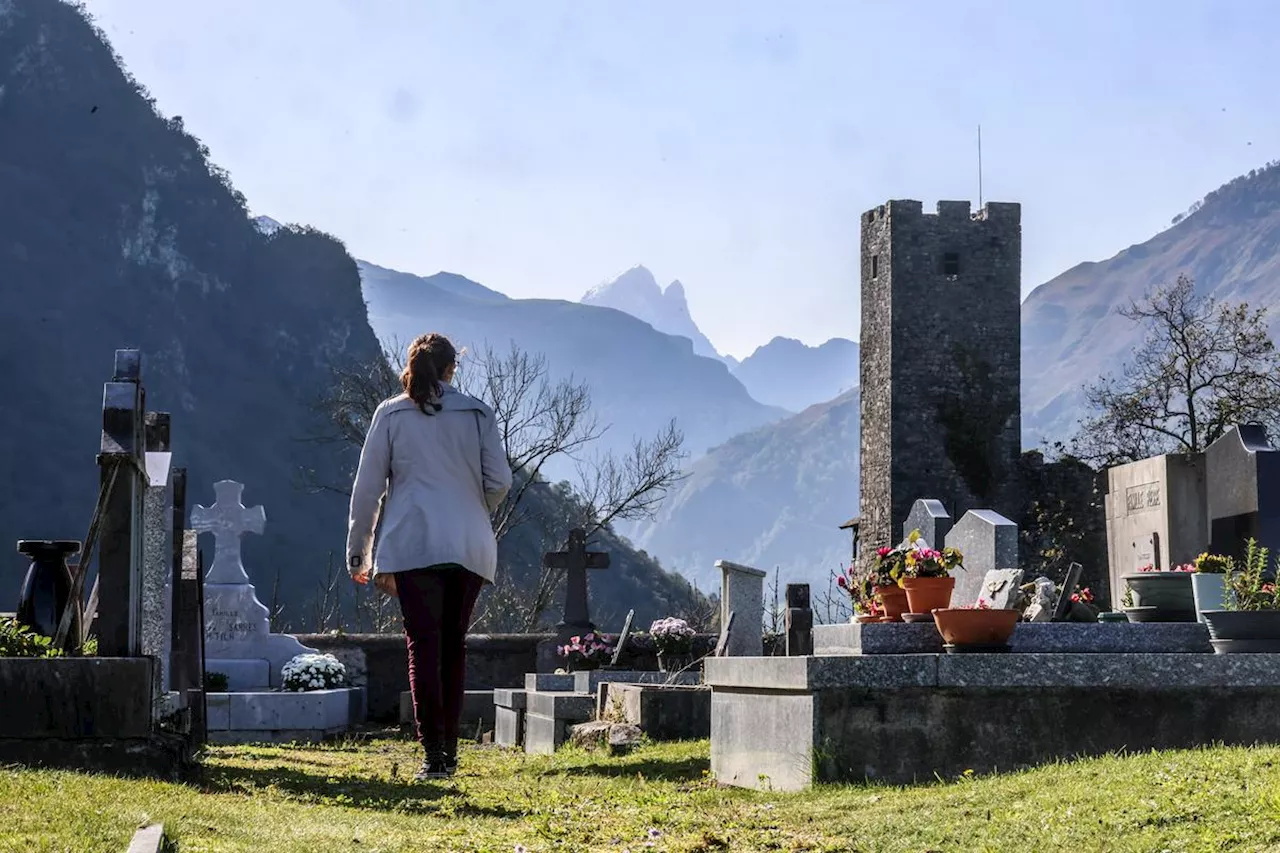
xmin=4 ymin=737 xmax=1280 ymax=852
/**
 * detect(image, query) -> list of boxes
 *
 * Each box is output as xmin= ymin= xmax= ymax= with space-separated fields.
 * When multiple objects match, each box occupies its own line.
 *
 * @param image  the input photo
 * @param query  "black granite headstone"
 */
xmin=1206 ymin=425 xmax=1280 ymax=563
xmin=784 ymin=583 xmax=813 ymax=656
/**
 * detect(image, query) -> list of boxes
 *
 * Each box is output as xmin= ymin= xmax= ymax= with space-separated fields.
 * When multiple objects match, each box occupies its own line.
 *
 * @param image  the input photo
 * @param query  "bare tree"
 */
xmin=1072 ymin=275 xmax=1280 ymax=466
xmin=308 ymin=338 xmax=690 ymax=632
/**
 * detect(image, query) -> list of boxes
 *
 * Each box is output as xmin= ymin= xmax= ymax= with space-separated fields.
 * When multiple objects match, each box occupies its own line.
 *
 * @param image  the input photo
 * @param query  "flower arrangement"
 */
xmin=648 ymin=617 xmax=696 ymax=656
xmin=557 ymin=632 xmax=613 ymax=670
xmin=835 ymin=565 xmax=882 ymax=616
xmin=281 ymin=653 xmax=347 ymax=692
xmin=1226 ymin=539 xmax=1276 ymax=611
xmin=870 ymin=530 xmax=965 ymax=585
xmin=1070 ymin=587 xmax=1095 ymax=604
xmin=1138 ymin=562 xmax=1194 ymax=573
xmin=1194 ymin=552 xmax=1234 ymax=574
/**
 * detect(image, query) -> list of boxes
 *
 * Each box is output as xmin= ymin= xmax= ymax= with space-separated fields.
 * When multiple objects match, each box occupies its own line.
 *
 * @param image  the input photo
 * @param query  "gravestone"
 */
xmin=976 ymin=569 xmax=1024 ymax=610
xmin=715 ymin=560 xmax=766 ymax=656
xmin=140 ymin=413 xmax=175 ymax=699
xmin=1103 ymin=453 xmax=1207 ymax=608
xmin=96 ymin=349 xmax=148 ymax=657
xmin=544 ymin=529 xmax=610 ymax=645
xmin=191 ymin=480 xmax=312 ymax=690
xmin=944 ymin=510 xmax=1019 ymax=608
xmin=902 ymin=499 xmax=952 ymax=549
xmin=609 ymin=609 xmax=635 ymax=668
xmin=784 ymin=584 xmax=813 ymax=656
xmin=1205 ymin=425 xmax=1280 ymax=561
xmin=1051 ymin=562 xmax=1084 ymax=622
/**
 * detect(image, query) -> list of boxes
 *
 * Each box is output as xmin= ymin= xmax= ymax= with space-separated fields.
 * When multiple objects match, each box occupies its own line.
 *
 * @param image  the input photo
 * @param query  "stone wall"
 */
xmin=298 ymin=633 xmax=554 ymax=721
xmin=859 ymin=200 xmax=1022 ymax=557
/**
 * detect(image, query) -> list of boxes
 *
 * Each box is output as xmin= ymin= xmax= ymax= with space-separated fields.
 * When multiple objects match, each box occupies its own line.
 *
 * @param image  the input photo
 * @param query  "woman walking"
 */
xmin=347 ymin=333 xmax=512 ymax=780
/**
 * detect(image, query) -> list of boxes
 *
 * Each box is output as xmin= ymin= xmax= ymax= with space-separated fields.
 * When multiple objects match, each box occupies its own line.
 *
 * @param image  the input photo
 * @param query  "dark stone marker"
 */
xmin=1205 ymin=425 xmax=1280 ymax=563
xmin=15 ymin=540 xmax=81 ymax=649
xmin=544 ymin=528 xmax=610 ymax=644
xmin=902 ymin=499 xmax=953 ymax=548
xmin=785 ymin=584 xmax=813 ymax=656
xmin=96 ymin=349 xmax=147 ymax=657
xmin=1051 ymin=562 xmax=1084 ymax=622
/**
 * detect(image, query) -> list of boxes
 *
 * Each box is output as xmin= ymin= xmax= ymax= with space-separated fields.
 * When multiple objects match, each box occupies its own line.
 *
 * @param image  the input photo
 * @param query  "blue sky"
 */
xmin=82 ymin=0 xmax=1278 ymax=359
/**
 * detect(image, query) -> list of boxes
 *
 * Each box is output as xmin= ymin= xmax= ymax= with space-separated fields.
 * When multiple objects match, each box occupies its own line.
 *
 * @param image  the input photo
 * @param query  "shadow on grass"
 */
xmin=547 ymin=754 xmax=709 ymax=782
xmin=198 ymin=764 xmax=527 ymax=819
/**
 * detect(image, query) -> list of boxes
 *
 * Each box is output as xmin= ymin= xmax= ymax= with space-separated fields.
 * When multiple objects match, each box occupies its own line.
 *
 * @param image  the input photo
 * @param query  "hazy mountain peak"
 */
xmin=581 ymin=265 xmax=725 ymax=363
xmin=253 ymin=214 xmax=283 ymax=236
xmin=733 ymin=336 xmax=859 ymax=412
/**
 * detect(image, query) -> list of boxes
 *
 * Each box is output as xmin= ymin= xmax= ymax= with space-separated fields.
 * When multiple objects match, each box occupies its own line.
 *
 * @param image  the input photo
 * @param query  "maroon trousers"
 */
xmin=394 ymin=564 xmax=485 ymax=755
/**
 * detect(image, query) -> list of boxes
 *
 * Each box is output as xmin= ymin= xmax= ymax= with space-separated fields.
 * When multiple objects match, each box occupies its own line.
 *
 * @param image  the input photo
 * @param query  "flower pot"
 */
xmin=16 ymin=540 xmax=82 ymax=651
xmin=1191 ymin=573 xmax=1234 ymax=622
xmin=874 ymin=585 xmax=908 ymax=622
xmin=901 ymin=576 xmax=955 ymax=614
xmin=657 ymin=652 xmax=692 ymax=673
xmin=1202 ymin=609 xmax=1280 ymax=642
xmin=933 ymin=608 xmax=1020 ymax=647
xmin=1121 ymin=572 xmax=1195 ymax=620
xmin=853 ymin=614 xmax=879 ymax=625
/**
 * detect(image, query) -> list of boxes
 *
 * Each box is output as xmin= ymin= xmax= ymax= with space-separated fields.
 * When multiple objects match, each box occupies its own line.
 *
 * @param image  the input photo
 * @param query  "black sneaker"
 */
xmin=414 ymin=757 xmax=449 ymax=781
xmin=445 ymin=753 xmax=458 ymax=777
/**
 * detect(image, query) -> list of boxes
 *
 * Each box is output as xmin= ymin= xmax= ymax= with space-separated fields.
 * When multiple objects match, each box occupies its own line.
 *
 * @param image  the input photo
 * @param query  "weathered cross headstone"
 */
xmin=976 ymin=568 xmax=1024 ymax=610
xmin=715 ymin=560 xmax=766 ymax=656
xmin=96 ymin=349 xmax=147 ymax=657
xmin=784 ymin=584 xmax=813 ymax=657
xmin=1205 ymin=425 xmax=1280 ymax=561
xmin=191 ymin=481 xmax=265 ymax=584
xmin=544 ymin=528 xmax=610 ymax=645
xmin=944 ymin=510 xmax=1019 ymax=608
xmin=1051 ymin=562 xmax=1084 ymax=622
xmin=192 ymin=480 xmax=312 ymax=690
xmin=902 ymin=499 xmax=952 ymax=549
xmin=609 ymin=609 xmax=635 ymax=668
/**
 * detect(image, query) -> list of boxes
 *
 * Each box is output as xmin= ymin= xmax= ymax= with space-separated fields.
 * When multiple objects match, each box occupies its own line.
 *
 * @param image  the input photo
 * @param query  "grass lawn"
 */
xmin=4 ymin=736 xmax=1280 ymax=852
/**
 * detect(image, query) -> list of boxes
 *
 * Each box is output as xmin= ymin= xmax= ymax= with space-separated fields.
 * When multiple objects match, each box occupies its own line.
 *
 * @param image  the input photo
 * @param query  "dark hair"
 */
xmin=401 ymin=333 xmax=458 ymax=413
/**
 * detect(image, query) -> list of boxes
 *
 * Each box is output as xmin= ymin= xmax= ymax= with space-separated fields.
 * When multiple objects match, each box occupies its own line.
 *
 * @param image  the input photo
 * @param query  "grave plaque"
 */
xmin=976 ymin=569 xmax=1024 ymax=610
xmin=1131 ymin=532 xmax=1160 ymax=572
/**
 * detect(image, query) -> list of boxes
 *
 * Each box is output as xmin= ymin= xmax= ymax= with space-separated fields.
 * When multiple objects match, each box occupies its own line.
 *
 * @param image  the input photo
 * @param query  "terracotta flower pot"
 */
xmin=901 ymin=576 xmax=955 ymax=614
xmin=874 ymin=584 xmax=908 ymax=622
xmin=933 ymin=608 xmax=1020 ymax=647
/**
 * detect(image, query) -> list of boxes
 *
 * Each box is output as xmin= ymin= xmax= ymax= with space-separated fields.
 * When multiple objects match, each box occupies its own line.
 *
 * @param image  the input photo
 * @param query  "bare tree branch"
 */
xmin=1073 ymin=274 xmax=1280 ymax=466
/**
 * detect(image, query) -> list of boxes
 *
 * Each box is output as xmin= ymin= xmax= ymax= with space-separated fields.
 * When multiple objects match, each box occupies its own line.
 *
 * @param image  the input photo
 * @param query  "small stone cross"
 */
xmin=191 ymin=480 xmax=265 ymax=584
xmin=544 ymin=528 xmax=609 ymax=643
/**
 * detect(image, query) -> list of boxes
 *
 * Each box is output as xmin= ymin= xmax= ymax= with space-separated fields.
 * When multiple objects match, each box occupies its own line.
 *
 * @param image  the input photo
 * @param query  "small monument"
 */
xmin=191 ymin=480 xmax=313 ymax=691
xmin=544 ymin=528 xmax=610 ymax=645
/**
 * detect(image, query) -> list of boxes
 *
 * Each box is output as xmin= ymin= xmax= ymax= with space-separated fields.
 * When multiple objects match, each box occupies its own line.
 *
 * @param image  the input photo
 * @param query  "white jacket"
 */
xmin=346 ymin=386 xmax=512 ymax=583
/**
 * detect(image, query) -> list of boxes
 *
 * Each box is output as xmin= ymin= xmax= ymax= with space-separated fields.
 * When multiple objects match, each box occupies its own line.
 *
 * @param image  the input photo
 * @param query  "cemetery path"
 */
xmin=3 ymin=738 xmax=1280 ymax=851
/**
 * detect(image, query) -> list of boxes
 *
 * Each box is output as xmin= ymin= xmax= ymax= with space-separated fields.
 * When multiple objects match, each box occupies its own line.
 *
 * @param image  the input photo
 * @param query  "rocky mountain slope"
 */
xmin=624 ymin=389 xmax=860 ymax=593
xmin=1022 ymin=161 xmax=1280 ymax=448
xmin=0 ymin=0 xmax=704 ymax=628
xmin=581 ymin=265 xmax=726 ymax=364
xmin=733 ymin=337 xmax=860 ymax=413
xmin=360 ymin=261 xmax=786 ymax=475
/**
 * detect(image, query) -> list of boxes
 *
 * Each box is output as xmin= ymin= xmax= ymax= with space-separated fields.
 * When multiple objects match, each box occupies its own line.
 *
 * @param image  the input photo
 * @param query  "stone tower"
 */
xmin=859 ymin=200 xmax=1022 ymax=554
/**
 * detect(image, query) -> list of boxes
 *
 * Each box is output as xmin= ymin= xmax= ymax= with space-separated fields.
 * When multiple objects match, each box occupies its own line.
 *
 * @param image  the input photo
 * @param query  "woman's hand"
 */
xmin=350 ymin=561 xmax=370 ymax=585
xmin=374 ymin=573 xmax=398 ymax=598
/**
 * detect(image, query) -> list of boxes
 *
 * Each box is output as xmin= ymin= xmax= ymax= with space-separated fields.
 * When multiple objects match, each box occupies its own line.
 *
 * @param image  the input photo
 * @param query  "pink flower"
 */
xmin=877 ymin=547 xmax=891 ymax=557
xmin=837 ymin=575 xmax=848 ymax=589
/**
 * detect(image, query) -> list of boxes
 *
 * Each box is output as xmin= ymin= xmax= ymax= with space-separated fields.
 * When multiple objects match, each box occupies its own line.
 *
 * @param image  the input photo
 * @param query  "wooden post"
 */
xmin=96 ymin=349 xmax=147 ymax=657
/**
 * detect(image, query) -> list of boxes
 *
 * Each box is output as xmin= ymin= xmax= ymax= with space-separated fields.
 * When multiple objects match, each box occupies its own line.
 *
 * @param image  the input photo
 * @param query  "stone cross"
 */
xmin=544 ymin=528 xmax=609 ymax=643
xmin=191 ymin=480 xmax=265 ymax=584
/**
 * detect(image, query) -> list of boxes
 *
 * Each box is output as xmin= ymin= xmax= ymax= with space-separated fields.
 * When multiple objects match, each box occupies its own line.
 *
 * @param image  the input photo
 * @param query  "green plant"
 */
xmin=1194 ymin=552 xmax=1234 ymax=574
xmin=0 ymin=617 xmax=63 ymax=658
xmin=204 ymin=671 xmax=229 ymax=692
xmin=1226 ymin=539 xmax=1275 ymax=611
